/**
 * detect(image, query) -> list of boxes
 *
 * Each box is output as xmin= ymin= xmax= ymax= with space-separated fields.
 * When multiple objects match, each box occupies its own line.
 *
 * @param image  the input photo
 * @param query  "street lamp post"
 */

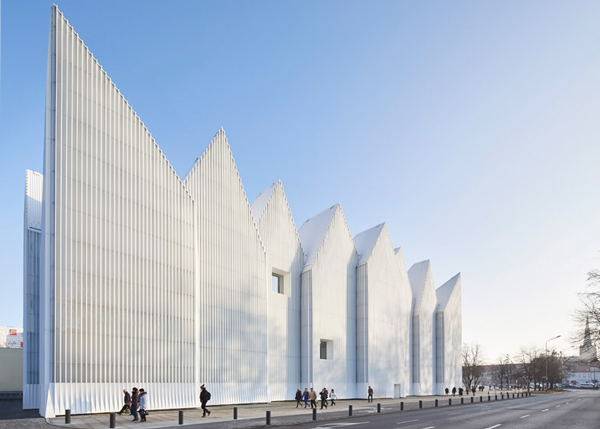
xmin=546 ymin=335 xmax=561 ymax=391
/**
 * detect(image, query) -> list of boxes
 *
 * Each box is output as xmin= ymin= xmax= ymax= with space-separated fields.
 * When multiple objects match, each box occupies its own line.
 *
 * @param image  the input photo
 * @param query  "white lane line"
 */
xmin=542 ymin=408 xmax=549 ymax=412
xmin=447 ymin=411 xmax=462 ymax=415
xmin=520 ymin=415 xmax=530 ymax=419
xmin=421 ymin=427 xmax=435 ymax=429
xmin=556 ymin=405 xmax=560 ymax=408
xmin=396 ymin=420 xmax=419 ymax=425
xmin=484 ymin=425 xmax=501 ymax=429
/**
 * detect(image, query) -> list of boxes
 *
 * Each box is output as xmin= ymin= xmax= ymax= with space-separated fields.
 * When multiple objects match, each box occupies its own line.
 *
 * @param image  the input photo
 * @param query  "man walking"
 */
xmin=130 ymin=388 xmax=139 ymax=422
xmin=295 ymin=389 xmax=302 ymax=408
xmin=117 ymin=389 xmax=131 ymax=415
xmin=367 ymin=386 xmax=373 ymax=403
xmin=200 ymin=384 xmax=211 ymax=417
xmin=302 ymin=388 xmax=309 ymax=408
xmin=320 ymin=388 xmax=328 ymax=409
xmin=308 ymin=388 xmax=317 ymax=409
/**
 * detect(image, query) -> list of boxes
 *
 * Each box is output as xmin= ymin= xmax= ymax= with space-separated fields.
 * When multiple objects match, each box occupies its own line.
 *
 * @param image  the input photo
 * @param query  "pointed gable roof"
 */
xmin=354 ymin=223 xmax=385 ymax=265
xmin=436 ymin=273 xmax=461 ymax=311
xmin=299 ymin=204 xmax=347 ymax=271
xmin=394 ymin=247 xmax=409 ymax=275
xmin=251 ymin=181 xmax=278 ymax=222
xmin=408 ymin=260 xmax=435 ymax=314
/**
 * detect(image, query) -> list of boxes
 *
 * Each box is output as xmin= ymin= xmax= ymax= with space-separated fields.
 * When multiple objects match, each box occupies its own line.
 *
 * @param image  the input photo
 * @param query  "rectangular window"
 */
xmin=272 ymin=273 xmax=283 ymax=294
xmin=320 ymin=340 xmax=328 ymax=359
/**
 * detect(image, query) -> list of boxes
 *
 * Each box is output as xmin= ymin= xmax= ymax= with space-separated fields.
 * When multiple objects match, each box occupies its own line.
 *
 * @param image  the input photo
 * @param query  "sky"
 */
xmin=1 ymin=0 xmax=599 ymax=363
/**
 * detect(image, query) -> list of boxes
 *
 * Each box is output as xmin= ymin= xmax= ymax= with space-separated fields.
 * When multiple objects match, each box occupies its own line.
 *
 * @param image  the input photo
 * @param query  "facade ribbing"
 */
xmin=24 ymin=6 xmax=463 ymax=417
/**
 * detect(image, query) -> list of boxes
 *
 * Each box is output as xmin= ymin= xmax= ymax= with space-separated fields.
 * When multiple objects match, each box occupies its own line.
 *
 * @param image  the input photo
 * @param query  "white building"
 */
xmin=23 ymin=5 xmax=463 ymax=417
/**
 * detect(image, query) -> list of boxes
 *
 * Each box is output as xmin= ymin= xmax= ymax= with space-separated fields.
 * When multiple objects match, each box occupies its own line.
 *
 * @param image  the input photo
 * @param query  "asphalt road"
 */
xmin=277 ymin=390 xmax=599 ymax=429
xmin=162 ymin=390 xmax=599 ymax=429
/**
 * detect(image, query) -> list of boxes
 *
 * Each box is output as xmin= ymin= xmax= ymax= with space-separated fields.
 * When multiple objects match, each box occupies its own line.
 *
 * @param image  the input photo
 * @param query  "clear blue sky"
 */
xmin=1 ymin=0 xmax=599 ymax=362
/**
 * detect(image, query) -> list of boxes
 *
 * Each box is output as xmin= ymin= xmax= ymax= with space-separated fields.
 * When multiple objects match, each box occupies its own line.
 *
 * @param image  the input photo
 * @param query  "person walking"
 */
xmin=472 ymin=386 xmax=476 ymax=395
xmin=445 ymin=387 xmax=449 ymax=395
xmin=367 ymin=386 xmax=374 ymax=403
xmin=138 ymin=388 xmax=148 ymax=422
xmin=200 ymin=384 xmax=211 ymax=417
xmin=295 ymin=388 xmax=302 ymax=408
xmin=452 ymin=386 xmax=456 ymax=396
xmin=308 ymin=388 xmax=317 ymax=409
xmin=320 ymin=388 xmax=328 ymax=409
xmin=302 ymin=388 xmax=309 ymax=408
xmin=130 ymin=388 xmax=139 ymax=422
xmin=118 ymin=389 xmax=131 ymax=415
xmin=330 ymin=388 xmax=337 ymax=406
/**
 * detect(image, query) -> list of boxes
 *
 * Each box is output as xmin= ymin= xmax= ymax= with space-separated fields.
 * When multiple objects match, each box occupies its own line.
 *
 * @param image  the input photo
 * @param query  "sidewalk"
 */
xmin=46 ymin=390 xmax=529 ymax=429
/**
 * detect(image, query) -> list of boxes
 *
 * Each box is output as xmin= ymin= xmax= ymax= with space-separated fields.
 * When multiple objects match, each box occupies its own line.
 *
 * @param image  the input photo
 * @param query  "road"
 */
xmin=278 ymin=390 xmax=598 ymax=429
xmin=164 ymin=389 xmax=599 ymax=429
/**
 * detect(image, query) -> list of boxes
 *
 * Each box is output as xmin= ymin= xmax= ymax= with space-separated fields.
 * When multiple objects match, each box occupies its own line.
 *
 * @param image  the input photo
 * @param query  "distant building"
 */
xmin=0 ymin=326 xmax=23 ymax=349
xmin=23 ymin=5 xmax=464 ymax=417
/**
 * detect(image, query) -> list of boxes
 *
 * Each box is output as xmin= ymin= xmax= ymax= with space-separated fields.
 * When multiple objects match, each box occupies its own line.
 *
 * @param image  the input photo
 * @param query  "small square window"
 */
xmin=272 ymin=273 xmax=284 ymax=294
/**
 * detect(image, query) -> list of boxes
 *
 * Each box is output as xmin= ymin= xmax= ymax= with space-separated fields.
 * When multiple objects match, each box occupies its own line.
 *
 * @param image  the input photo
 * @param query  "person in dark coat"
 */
xmin=295 ymin=389 xmax=302 ymax=408
xmin=200 ymin=384 xmax=211 ymax=417
xmin=445 ymin=387 xmax=449 ymax=395
xmin=320 ymin=388 xmax=328 ymax=409
xmin=472 ymin=386 xmax=476 ymax=395
xmin=118 ymin=389 xmax=131 ymax=415
xmin=452 ymin=386 xmax=456 ymax=396
xmin=130 ymin=388 xmax=139 ymax=422
xmin=367 ymin=386 xmax=374 ymax=403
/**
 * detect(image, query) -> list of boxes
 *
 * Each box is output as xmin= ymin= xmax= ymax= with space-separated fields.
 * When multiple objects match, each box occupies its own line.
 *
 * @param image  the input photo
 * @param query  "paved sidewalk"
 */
xmin=45 ymin=390 xmax=530 ymax=429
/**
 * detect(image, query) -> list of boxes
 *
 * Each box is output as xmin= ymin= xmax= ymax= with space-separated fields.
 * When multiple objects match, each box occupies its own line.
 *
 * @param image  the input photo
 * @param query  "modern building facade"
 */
xmin=23 ymin=6 xmax=463 ymax=417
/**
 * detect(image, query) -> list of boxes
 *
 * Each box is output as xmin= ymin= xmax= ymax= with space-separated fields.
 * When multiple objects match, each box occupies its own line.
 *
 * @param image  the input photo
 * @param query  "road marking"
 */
xmin=396 ymin=420 xmax=419 ymax=425
xmin=447 ymin=411 xmax=462 ymax=415
xmin=556 ymin=405 xmax=560 ymax=408
xmin=484 ymin=425 xmax=501 ymax=429
xmin=420 ymin=427 xmax=435 ymax=429
xmin=313 ymin=423 xmax=368 ymax=428
xmin=542 ymin=409 xmax=549 ymax=412
xmin=520 ymin=415 xmax=530 ymax=419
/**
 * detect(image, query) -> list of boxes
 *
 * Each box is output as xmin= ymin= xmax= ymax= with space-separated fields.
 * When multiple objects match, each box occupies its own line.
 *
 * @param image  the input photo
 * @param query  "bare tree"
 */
xmin=515 ymin=347 xmax=542 ymax=390
xmin=462 ymin=343 xmax=485 ymax=389
xmin=575 ymin=268 xmax=600 ymax=349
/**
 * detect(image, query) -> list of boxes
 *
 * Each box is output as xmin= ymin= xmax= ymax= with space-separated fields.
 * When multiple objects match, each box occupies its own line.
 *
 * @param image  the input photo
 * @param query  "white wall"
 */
xmin=408 ymin=261 xmax=437 ymax=395
xmin=39 ymin=7 xmax=197 ymax=417
xmin=436 ymin=274 xmax=462 ymax=392
xmin=184 ymin=130 xmax=268 ymax=405
xmin=252 ymin=182 xmax=304 ymax=401
xmin=300 ymin=205 xmax=357 ymax=398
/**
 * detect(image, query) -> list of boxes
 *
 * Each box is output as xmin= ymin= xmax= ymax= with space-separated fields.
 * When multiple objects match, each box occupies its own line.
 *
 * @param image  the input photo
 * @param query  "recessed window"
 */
xmin=320 ymin=341 xmax=327 ymax=359
xmin=272 ymin=273 xmax=284 ymax=294
xmin=320 ymin=340 xmax=332 ymax=360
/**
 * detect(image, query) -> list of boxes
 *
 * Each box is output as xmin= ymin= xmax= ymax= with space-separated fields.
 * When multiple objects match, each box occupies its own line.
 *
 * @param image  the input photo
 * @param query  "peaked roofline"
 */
xmin=408 ymin=259 xmax=435 ymax=314
xmin=354 ymin=223 xmax=386 ymax=266
xmin=436 ymin=272 xmax=461 ymax=311
xmin=299 ymin=203 xmax=356 ymax=272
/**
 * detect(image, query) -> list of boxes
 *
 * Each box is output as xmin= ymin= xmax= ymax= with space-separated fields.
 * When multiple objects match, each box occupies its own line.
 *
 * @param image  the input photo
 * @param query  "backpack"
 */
xmin=206 ymin=391 xmax=211 ymax=401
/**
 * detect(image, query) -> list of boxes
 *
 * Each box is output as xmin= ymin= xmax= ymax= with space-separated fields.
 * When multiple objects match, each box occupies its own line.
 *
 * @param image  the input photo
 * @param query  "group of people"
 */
xmin=444 ymin=386 xmax=478 ymax=396
xmin=295 ymin=387 xmax=337 ymax=409
xmin=117 ymin=388 xmax=148 ymax=422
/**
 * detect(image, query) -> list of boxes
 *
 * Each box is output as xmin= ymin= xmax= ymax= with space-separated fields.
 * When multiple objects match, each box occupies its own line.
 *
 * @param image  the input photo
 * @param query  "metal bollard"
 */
xmin=495 ymin=395 xmax=497 ymax=401
xmin=461 ymin=398 xmax=464 ymax=404
xmin=400 ymin=401 xmax=404 ymax=411
xmin=471 ymin=397 xmax=473 ymax=403
xmin=266 ymin=411 xmax=271 ymax=425
xmin=377 ymin=403 xmax=381 ymax=413
xmin=349 ymin=405 xmax=353 ymax=416
xmin=65 ymin=410 xmax=71 ymax=424
xmin=480 ymin=396 xmax=483 ymax=402
xmin=179 ymin=410 xmax=184 ymax=425
xmin=109 ymin=413 xmax=116 ymax=429
xmin=233 ymin=407 xmax=238 ymax=419
xmin=449 ymin=398 xmax=452 ymax=406
xmin=419 ymin=400 xmax=422 ymax=409
xmin=488 ymin=395 xmax=491 ymax=402
xmin=313 ymin=408 xmax=317 ymax=420
xmin=435 ymin=399 xmax=438 ymax=407
xmin=513 ymin=393 xmax=515 ymax=399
